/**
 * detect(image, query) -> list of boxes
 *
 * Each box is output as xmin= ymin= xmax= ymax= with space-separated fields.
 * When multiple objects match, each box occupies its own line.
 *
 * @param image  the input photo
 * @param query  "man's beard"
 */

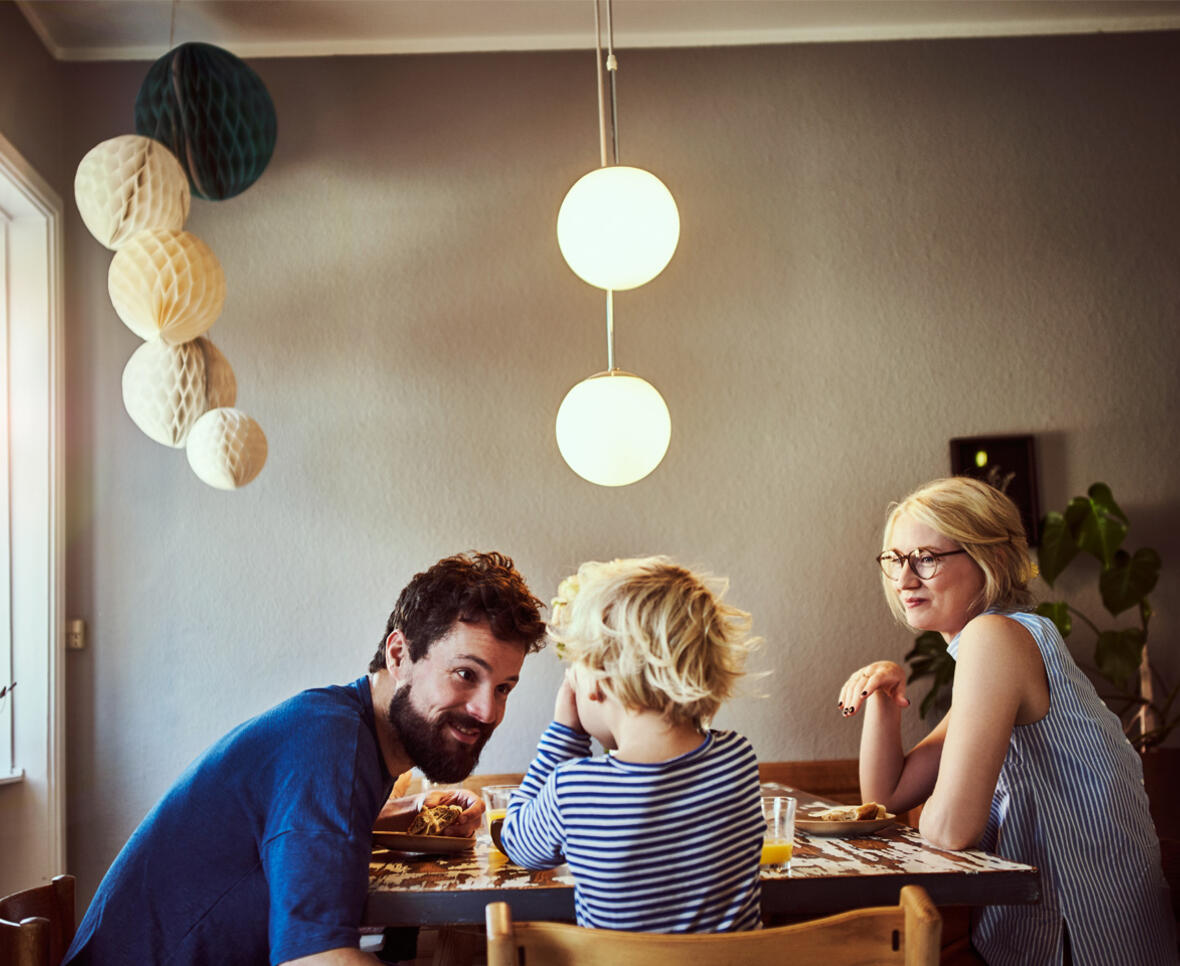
xmin=387 ymin=685 xmax=492 ymax=783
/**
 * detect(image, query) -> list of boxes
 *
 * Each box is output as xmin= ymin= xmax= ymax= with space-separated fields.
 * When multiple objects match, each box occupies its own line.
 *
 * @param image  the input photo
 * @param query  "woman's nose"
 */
xmin=896 ymin=559 xmax=922 ymax=587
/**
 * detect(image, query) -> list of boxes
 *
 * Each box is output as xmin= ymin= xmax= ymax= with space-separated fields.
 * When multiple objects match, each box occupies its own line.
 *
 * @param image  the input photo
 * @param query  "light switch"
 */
xmin=66 ymin=619 xmax=87 ymax=651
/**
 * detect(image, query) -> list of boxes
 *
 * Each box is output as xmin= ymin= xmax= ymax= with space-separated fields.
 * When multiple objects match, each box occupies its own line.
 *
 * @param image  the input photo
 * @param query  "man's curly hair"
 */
xmin=369 ymin=551 xmax=546 ymax=670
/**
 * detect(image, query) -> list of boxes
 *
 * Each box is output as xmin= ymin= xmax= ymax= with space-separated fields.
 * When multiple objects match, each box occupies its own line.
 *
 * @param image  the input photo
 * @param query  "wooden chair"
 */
xmin=0 ymin=875 xmax=76 ymax=966
xmin=485 ymin=884 xmax=941 ymax=966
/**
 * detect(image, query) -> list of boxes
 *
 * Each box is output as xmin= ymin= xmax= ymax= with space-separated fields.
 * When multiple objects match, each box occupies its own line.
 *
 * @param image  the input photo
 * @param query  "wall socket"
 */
xmin=66 ymin=619 xmax=87 ymax=651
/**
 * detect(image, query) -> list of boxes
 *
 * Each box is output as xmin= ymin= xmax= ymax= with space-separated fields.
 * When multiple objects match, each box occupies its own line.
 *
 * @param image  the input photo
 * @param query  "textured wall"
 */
xmin=12 ymin=24 xmax=1178 ymax=904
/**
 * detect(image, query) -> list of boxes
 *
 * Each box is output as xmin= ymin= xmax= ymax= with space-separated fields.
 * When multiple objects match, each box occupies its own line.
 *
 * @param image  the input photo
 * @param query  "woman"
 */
xmin=840 ymin=476 xmax=1174 ymax=965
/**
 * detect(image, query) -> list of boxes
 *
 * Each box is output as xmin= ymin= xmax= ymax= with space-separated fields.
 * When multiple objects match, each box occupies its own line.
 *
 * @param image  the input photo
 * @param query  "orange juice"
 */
xmin=760 ymin=841 xmax=794 ymax=866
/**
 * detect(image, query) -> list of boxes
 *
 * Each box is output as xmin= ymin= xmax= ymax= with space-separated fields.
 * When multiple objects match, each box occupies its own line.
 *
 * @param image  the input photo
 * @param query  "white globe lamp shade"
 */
xmin=556 ymin=166 xmax=679 ymax=291
xmin=555 ymin=371 xmax=671 ymax=487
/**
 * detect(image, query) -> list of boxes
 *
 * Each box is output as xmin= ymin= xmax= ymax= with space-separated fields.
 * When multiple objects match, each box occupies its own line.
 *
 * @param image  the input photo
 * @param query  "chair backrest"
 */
xmin=486 ymin=884 xmax=941 ymax=966
xmin=0 ymin=875 xmax=76 ymax=966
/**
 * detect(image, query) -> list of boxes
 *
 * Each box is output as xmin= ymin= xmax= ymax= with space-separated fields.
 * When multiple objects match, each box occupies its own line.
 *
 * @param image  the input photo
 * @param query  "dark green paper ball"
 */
xmin=135 ymin=42 xmax=277 ymax=201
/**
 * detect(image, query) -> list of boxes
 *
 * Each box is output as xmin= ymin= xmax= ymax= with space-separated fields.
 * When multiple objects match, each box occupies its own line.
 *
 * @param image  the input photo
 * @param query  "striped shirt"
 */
xmin=949 ymin=610 xmax=1176 ymax=965
xmin=502 ymin=722 xmax=763 ymax=932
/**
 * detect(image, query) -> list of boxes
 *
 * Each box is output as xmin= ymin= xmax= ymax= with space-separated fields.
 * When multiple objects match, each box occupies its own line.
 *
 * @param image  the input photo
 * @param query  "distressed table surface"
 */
xmin=365 ymin=784 xmax=1040 ymax=926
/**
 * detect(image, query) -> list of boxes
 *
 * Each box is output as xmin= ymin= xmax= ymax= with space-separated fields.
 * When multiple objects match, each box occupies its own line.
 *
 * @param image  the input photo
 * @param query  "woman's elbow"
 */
xmin=918 ymin=806 xmax=984 ymax=851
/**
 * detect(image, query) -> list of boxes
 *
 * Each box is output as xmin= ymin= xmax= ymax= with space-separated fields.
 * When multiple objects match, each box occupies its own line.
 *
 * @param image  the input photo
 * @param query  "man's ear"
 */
xmin=385 ymin=630 xmax=409 ymax=676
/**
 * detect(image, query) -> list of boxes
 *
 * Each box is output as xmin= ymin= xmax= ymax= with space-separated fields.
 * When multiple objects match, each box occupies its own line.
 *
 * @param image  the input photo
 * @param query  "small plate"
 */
xmin=372 ymin=831 xmax=476 ymax=853
xmin=796 ymin=815 xmax=896 ymax=837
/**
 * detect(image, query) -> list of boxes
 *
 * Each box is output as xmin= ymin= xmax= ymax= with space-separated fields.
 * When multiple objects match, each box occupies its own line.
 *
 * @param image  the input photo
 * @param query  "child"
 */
xmin=501 ymin=556 xmax=764 ymax=933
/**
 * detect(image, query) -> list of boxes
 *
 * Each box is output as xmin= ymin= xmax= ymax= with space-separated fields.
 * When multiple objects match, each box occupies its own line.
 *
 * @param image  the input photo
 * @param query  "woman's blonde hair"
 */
xmin=881 ymin=476 xmax=1037 ymax=623
xmin=548 ymin=556 xmax=759 ymax=728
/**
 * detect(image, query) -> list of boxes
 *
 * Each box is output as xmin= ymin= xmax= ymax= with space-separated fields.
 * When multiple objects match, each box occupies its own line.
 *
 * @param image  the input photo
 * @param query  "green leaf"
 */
xmin=1035 ymin=601 xmax=1072 ymax=638
xmin=1072 ymin=487 xmax=1127 ymax=568
xmin=1087 ymin=482 xmax=1128 ymax=524
xmin=1036 ymin=512 xmax=1078 ymax=587
xmin=1094 ymin=627 xmax=1145 ymax=688
xmin=905 ymin=631 xmax=954 ymax=720
xmin=1099 ymin=548 xmax=1161 ymax=616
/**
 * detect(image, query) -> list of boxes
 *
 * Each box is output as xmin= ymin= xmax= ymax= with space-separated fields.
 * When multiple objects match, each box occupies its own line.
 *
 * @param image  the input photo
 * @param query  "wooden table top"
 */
xmin=364 ymin=784 xmax=1040 ymax=926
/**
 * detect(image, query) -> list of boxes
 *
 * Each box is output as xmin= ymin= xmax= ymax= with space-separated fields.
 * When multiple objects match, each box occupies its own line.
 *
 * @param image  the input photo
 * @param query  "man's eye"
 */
xmin=455 ymin=668 xmax=475 ymax=682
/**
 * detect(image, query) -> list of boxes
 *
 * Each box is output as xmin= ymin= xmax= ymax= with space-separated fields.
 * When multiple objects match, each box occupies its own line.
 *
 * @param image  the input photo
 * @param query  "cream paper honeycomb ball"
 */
xmin=122 ymin=337 xmax=238 ymax=447
xmin=74 ymin=135 xmax=191 ymax=249
xmin=108 ymin=229 xmax=226 ymax=345
xmin=185 ymin=407 xmax=267 ymax=490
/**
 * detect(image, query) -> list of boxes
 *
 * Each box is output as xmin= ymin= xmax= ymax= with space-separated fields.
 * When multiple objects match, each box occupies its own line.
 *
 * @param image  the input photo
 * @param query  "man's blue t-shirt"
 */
xmin=64 ymin=677 xmax=393 ymax=965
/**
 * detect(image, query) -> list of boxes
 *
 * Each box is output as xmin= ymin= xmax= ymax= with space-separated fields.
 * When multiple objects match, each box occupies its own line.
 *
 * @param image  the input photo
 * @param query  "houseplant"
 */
xmin=904 ymin=482 xmax=1176 ymax=750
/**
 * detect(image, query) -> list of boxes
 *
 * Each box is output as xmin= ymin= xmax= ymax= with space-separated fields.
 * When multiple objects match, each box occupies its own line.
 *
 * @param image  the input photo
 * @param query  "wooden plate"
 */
xmin=795 ymin=815 xmax=896 ymax=837
xmin=372 ymin=831 xmax=476 ymax=853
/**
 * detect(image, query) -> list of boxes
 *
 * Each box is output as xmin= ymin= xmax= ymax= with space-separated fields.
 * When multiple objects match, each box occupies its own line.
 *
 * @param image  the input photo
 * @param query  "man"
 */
xmin=64 ymin=551 xmax=546 ymax=966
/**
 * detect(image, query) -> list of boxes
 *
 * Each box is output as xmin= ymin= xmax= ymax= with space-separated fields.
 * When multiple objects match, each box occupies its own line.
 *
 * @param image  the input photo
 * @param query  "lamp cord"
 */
xmin=594 ymin=0 xmax=619 ymax=372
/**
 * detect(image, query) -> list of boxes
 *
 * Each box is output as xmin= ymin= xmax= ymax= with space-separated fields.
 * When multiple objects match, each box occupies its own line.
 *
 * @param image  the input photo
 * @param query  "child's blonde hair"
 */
xmin=548 ymin=556 xmax=759 ymax=728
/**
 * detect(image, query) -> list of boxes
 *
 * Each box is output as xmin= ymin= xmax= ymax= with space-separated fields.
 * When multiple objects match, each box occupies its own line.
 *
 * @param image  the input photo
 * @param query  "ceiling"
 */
xmin=16 ymin=0 xmax=1180 ymax=62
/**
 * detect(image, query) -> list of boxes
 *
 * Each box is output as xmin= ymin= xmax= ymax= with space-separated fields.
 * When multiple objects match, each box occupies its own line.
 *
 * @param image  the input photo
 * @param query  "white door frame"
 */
xmin=0 ymin=129 xmax=66 ymax=887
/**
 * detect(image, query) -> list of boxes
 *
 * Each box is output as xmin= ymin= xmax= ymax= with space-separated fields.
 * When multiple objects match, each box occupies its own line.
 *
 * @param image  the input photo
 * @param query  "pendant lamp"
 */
xmin=554 ymin=0 xmax=674 ymax=487
xmin=555 ymin=1 xmax=679 ymax=291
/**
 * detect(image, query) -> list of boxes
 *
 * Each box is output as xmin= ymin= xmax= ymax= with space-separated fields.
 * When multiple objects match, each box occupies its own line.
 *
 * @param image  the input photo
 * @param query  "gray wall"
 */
xmin=4 ymin=8 xmax=1179 ymax=904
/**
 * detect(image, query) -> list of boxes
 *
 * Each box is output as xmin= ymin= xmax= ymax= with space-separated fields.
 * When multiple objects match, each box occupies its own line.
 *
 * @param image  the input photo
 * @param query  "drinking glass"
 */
xmin=761 ymin=795 xmax=796 ymax=871
xmin=481 ymin=785 xmax=519 ymax=854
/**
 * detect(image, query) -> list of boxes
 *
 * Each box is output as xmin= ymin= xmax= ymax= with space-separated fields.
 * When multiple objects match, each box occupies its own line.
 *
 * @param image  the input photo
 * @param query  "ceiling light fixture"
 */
xmin=554 ymin=0 xmax=674 ymax=488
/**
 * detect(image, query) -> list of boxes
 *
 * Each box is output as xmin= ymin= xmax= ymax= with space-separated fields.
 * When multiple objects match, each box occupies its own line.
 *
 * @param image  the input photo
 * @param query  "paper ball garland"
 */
xmin=198 ymin=337 xmax=238 ymax=409
xmin=121 ymin=336 xmax=238 ymax=447
xmin=74 ymin=135 xmax=191 ymax=249
xmin=135 ymin=42 xmax=277 ymax=201
xmin=108 ymin=229 xmax=226 ymax=345
xmin=185 ymin=407 xmax=268 ymax=489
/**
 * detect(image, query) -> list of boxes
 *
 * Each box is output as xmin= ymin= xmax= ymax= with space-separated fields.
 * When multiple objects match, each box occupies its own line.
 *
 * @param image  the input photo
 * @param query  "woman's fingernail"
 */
xmin=861 ymin=690 xmax=868 ymax=696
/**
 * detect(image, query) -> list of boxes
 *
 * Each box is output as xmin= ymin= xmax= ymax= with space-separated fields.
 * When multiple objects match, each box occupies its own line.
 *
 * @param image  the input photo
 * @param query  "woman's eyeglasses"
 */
xmin=876 ymin=548 xmax=968 ymax=580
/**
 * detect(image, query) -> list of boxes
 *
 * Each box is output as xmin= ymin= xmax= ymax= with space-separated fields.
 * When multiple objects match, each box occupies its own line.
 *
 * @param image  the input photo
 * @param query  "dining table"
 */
xmin=364 ymin=783 xmax=1040 ymax=963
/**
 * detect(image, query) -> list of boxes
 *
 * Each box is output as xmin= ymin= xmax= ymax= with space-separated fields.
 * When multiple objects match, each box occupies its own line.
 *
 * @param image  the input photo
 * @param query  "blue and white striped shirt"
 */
xmin=950 ymin=610 xmax=1176 ymax=965
xmin=502 ymin=722 xmax=763 ymax=932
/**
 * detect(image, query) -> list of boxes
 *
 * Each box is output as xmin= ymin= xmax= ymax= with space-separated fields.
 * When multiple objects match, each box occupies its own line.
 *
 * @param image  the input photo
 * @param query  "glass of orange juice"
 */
xmin=761 ymin=796 xmax=796 ymax=871
xmin=481 ymin=785 xmax=518 ymax=854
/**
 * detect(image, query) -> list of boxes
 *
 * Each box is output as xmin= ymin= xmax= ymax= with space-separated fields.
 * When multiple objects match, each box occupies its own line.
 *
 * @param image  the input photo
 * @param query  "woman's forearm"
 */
xmin=858 ymin=691 xmax=907 ymax=805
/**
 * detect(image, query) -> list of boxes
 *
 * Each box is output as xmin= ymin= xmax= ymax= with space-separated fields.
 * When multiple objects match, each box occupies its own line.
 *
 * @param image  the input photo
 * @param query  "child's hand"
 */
xmin=555 ymin=670 xmax=585 ymax=733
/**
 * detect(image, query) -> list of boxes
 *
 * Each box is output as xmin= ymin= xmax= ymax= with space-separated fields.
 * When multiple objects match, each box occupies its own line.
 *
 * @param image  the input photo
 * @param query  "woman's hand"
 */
xmin=838 ymin=660 xmax=911 ymax=718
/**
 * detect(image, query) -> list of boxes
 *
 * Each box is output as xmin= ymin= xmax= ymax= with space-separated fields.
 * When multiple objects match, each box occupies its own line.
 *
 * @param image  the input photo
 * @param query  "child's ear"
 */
xmin=589 ymin=677 xmax=612 ymax=702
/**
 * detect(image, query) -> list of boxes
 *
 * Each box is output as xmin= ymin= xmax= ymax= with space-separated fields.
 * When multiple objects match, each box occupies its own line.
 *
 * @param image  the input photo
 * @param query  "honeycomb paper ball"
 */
xmin=135 ymin=42 xmax=277 ymax=201
xmin=108 ymin=229 xmax=226 ymax=344
xmin=121 ymin=336 xmax=238 ymax=447
xmin=74 ymin=135 xmax=191 ymax=249
xmin=186 ymin=407 xmax=267 ymax=490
